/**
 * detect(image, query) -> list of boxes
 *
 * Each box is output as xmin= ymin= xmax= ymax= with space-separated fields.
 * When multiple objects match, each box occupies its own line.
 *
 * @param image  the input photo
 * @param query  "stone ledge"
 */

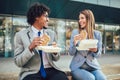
xmin=0 ymin=72 xmax=72 ymax=80
xmin=0 ymin=64 xmax=120 ymax=80
xmin=0 ymin=73 xmax=18 ymax=80
xmin=0 ymin=71 xmax=120 ymax=80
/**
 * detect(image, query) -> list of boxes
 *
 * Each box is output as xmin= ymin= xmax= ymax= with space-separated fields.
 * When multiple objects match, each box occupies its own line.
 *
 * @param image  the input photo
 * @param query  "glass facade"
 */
xmin=0 ymin=15 xmax=120 ymax=57
xmin=0 ymin=16 xmax=13 ymax=57
xmin=96 ymin=23 xmax=120 ymax=54
xmin=72 ymin=0 xmax=120 ymax=8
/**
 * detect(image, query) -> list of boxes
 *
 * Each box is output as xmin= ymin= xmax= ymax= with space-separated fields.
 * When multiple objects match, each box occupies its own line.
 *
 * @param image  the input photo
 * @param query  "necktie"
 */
xmin=38 ymin=31 xmax=46 ymax=78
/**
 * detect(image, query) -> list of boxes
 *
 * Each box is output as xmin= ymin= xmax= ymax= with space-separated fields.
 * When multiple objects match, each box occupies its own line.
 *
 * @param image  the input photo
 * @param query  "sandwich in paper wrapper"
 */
xmin=37 ymin=34 xmax=61 ymax=53
xmin=74 ymin=30 xmax=87 ymax=41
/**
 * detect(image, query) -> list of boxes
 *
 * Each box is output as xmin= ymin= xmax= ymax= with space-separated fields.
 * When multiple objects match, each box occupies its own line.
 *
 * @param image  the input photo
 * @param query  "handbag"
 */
xmin=80 ymin=62 xmax=96 ymax=71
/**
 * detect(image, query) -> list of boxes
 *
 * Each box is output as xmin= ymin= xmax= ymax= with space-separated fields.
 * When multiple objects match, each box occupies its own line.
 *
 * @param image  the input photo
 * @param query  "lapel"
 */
xmin=26 ymin=27 xmax=34 ymax=43
xmin=26 ymin=27 xmax=40 ymax=54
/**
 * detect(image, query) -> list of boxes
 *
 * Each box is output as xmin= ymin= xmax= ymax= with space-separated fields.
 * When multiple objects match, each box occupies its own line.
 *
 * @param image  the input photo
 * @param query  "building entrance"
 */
xmin=0 ymin=28 xmax=5 ymax=57
xmin=0 ymin=25 xmax=27 ymax=58
xmin=105 ymin=31 xmax=120 ymax=54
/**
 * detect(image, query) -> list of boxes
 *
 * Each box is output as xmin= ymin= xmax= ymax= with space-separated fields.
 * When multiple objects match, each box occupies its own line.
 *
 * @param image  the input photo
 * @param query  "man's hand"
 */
xmin=29 ymin=37 xmax=44 ymax=52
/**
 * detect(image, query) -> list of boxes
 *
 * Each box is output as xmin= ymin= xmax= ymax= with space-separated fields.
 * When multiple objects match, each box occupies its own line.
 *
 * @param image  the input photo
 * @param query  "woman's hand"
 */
xmin=89 ymin=48 xmax=98 ymax=53
xmin=74 ymin=34 xmax=83 ymax=45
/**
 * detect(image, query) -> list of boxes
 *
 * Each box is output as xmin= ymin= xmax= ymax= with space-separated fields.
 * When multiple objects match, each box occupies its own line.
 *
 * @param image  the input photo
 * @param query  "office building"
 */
xmin=0 ymin=0 xmax=120 ymax=57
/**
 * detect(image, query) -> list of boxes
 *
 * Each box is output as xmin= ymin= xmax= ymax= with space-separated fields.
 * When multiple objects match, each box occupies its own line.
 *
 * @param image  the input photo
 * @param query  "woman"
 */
xmin=69 ymin=9 xmax=106 ymax=80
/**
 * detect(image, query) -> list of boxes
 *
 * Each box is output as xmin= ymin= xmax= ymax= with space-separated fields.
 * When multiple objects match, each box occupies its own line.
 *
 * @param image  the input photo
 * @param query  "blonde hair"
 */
xmin=79 ymin=9 xmax=95 ymax=39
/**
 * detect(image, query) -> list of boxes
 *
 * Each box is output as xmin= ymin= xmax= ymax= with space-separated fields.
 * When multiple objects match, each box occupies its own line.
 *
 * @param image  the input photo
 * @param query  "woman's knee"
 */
xmin=93 ymin=70 xmax=107 ymax=80
xmin=72 ymin=74 xmax=95 ymax=80
xmin=96 ymin=75 xmax=107 ymax=80
xmin=71 ymin=70 xmax=95 ymax=80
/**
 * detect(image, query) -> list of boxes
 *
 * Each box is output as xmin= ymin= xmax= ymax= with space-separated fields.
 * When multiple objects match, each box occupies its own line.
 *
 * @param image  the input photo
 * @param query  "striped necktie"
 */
xmin=38 ymin=31 xmax=46 ymax=78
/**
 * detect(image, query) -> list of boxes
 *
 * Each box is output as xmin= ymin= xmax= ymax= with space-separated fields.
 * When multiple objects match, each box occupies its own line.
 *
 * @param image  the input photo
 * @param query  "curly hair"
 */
xmin=27 ymin=2 xmax=50 ymax=25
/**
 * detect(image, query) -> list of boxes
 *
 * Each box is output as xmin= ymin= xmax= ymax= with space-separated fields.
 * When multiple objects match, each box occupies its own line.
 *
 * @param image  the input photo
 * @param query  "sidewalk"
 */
xmin=0 ymin=54 xmax=120 ymax=80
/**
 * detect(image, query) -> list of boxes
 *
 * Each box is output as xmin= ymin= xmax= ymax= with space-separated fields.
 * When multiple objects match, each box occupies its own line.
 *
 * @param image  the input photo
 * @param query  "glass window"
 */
xmin=0 ymin=16 xmax=12 ymax=57
xmin=113 ymin=25 xmax=120 ymax=53
xmin=110 ymin=0 xmax=120 ymax=8
xmin=65 ymin=20 xmax=78 ymax=54
xmin=98 ymin=0 xmax=110 ymax=7
xmin=71 ymin=0 xmax=84 ymax=2
xmin=0 ymin=14 xmax=120 ymax=57
xmin=85 ymin=0 xmax=97 ymax=4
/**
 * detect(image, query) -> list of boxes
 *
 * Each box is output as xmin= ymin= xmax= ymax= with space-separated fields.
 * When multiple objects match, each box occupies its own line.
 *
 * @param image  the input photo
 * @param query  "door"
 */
xmin=105 ymin=31 xmax=120 ymax=54
xmin=105 ymin=31 xmax=113 ymax=53
xmin=0 ymin=28 xmax=5 ymax=57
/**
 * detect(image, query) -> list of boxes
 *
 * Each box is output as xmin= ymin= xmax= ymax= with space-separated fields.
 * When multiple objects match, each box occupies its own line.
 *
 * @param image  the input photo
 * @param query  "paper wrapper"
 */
xmin=37 ymin=46 xmax=61 ymax=53
xmin=76 ymin=39 xmax=98 ymax=50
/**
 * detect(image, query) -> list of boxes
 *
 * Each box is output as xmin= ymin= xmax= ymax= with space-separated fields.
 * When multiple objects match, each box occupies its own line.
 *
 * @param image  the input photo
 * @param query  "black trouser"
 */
xmin=23 ymin=68 xmax=68 ymax=80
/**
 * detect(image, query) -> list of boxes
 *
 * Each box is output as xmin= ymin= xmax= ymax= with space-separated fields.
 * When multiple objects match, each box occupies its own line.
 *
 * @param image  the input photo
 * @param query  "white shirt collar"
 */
xmin=31 ymin=26 xmax=43 ymax=35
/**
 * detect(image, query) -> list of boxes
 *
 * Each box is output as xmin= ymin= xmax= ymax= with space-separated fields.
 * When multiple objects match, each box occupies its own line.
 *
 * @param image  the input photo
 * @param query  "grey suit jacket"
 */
xmin=14 ymin=27 xmax=61 ymax=80
xmin=69 ymin=29 xmax=102 ymax=71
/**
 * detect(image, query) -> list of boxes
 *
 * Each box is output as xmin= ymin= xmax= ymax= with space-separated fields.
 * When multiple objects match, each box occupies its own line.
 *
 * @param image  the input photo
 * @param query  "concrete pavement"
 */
xmin=0 ymin=54 xmax=120 ymax=80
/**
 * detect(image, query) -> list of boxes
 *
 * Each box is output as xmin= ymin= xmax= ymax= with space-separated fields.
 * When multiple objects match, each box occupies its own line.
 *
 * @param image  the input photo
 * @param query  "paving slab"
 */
xmin=0 ymin=54 xmax=120 ymax=80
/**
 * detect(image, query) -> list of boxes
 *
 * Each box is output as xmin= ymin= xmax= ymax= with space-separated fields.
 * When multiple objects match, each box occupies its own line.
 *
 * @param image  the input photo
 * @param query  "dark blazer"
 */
xmin=14 ymin=27 xmax=60 ymax=80
xmin=69 ymin=29 xmax=102 ymax=71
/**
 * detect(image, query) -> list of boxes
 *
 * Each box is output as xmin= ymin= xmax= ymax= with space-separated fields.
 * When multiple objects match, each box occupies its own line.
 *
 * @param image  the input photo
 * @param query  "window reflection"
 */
xmin=0 ymin=15 xmax=120 ymax=57
xmin=0 ymin=17 xmax=12 ymax=57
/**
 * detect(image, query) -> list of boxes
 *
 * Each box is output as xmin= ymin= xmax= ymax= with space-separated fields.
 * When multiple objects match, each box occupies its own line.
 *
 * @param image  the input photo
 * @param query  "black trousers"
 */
xmin=23 ymin=68 xmax=68 ymax=80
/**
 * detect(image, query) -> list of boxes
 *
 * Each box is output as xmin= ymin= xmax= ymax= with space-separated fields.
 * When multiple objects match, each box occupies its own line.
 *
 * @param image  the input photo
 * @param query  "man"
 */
xmin=14 ymin=2 xmax=68 ymax=80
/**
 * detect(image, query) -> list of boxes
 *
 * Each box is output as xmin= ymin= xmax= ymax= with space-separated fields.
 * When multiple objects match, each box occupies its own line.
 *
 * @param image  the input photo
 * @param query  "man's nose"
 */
xmin=46 ymin=17 xmax=49 ymax=22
